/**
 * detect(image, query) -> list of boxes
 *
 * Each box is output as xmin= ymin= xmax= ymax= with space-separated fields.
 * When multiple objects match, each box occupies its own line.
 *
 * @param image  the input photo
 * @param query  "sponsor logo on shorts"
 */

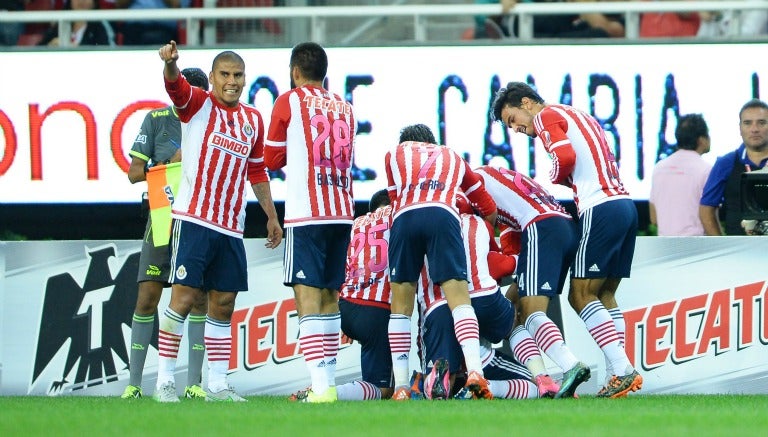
xmin=146 ymin=265 xmax=162 ymax=276
xmin=296 ymin=270 xmax=306 ymax=279
xmin=541 ymin=282 xmax=552 ymax=291
xmin=589 ymin=264 xmax=600 ymax=273
xmin=176 ymin=265 xmax=188 ymax=280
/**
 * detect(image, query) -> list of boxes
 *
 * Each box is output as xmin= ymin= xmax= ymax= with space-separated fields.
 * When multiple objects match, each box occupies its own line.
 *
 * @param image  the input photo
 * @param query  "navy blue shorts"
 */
xmin=471 ymin=289 xmax=515 ymax=344
xmin=518 ymin=216 xmax=578 ymax=298
xmin=169 ymin=219 xmax=247 ymax=292
xmin=339 ymin=298 xmax=392 ymax=388
xmin=483 ymin=348 xmax=532 ymax=381
xmin=420 ymin=302 xmax=464 ymax=375
xmin=572 ymin=198 xmax=637 ymax=279
xmin=283 ymin=224 xmax=351 ymax=290
xmin=389 ymin=207 xmax=467 ymax=284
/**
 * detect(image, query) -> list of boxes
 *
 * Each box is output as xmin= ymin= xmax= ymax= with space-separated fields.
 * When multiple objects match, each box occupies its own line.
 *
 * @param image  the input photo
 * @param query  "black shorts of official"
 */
xmin=137 ymin=217 xmax=172 ymax=285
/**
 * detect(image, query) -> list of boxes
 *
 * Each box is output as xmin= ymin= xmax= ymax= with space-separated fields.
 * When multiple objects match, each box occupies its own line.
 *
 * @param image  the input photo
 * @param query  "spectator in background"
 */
xmin=698 ymin=1 xmax=768 ymax=38
xmin=472 ymin=0 xmax=517 ymax=39
xmin=0 ymin=0 xmax=28 ymax=45
xmin=38 ymin=0 xmax=115 ymax=46
xmin=700 ymin=99 xmax=768 ymax=235
xmin=649 ymin=114 xmax=712 ymax=236
xmin=532 ymin=0 xmax=624 ymax=38
xmin=116 ymin=0 xmax=188 ymax=45
xmin=640 ymin=0 xmax=701 ymax=38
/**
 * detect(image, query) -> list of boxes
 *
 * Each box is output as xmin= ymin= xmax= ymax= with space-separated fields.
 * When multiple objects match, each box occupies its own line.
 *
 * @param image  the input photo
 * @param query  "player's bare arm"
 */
xmin=158 ymin=40 xmax=180 ymax=82
xmin=252 ymin=182 xmax=283 ymax=248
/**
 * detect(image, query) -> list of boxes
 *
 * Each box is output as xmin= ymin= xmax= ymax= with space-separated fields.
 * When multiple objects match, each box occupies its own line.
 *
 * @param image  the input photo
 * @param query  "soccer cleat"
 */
xmin=465 ymin=370 xmax=494 ymax=400
xmin=153 ymin=382 xmax=180 ymax=403
xmin=206 ymin=385 xmax=247 ymax=402
xmin=289 ymin=386 xmax=311 ymax=402
xmin=452 ymin=386 xmax=473 ymax=400
xmin=302 ymin=386 xmax=337 ymax=403
xmin=534 ymin=374 xmax=560 ymax=399
xmin=184 ymin=384 xmax=207 ymax=399
xmin=121 ymin=385 xmax=143 ymax=399
xmin=409 ymin=370 xmax=425 ymax=400
xmin=424 ymin=359 xmax=451 ymax=400
xmin=555 ymin=362 xmax=591 ymax=399
xmin=596 ymin=370 xmax=643 ymax=398
xmin=391 ymin=386 xmax=410 ymax=401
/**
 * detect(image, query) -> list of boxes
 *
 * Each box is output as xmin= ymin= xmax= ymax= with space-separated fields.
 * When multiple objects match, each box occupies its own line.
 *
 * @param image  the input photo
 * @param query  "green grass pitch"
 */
xmin=2 ymin=395 xmax=768 ymax=436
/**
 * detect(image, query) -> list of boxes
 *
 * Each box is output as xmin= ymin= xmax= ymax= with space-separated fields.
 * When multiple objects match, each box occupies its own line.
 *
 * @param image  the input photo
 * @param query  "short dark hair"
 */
xmin=399 ymin=124 xmax=436 ymax=144
xmin=369 ymin=189 xmax=390 ymax=212
xmin=211 ymin=51 xmax=244 ymax=71
xmin=290 ymin=42 xmax=328 ymax=82
xmin=675 ymin=113 xmax=708 ymax=151
xmin=491 ymin=81 xmax=544 ymax=122
xmin=181 ymin=67 xmax=209 ymax=91
xmin=739 ymin=98 xmax=768 ymax=121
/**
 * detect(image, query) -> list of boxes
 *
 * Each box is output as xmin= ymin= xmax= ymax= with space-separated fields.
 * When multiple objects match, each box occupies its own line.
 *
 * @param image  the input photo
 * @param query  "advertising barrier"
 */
xmin=1 ymin=236 xmax=766 ymax=396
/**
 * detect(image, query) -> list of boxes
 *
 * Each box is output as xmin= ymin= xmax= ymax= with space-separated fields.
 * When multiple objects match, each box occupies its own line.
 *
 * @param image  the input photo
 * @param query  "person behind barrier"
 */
xmin=700 ymin=99 xmax=768 ymax=235
xmin=649 ymin=113 xmax=712 ymax=236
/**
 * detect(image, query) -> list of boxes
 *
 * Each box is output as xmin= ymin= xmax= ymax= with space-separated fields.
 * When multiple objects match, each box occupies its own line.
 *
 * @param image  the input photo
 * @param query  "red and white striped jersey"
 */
xmin=533 ymin=104 xmax=629 ymax=212
xmin=417 ymin=213 xmax=505 ymax=317
xmin=264 ymin=85 xmax=356 ymax=226
xmin=416 ymin=263 xmax=448 ymax=319
xmin=461 ymin=214 xmax=501 ymax=297
xmin=385 ymin=141 xmax=495 ymax=220
xmin=165 ymin=75 xmax=268 ymax=238
xmin=340 ymin=205 xmax=392 ymax=308
xmin=475 ymin=166 xmax=571 ymax=232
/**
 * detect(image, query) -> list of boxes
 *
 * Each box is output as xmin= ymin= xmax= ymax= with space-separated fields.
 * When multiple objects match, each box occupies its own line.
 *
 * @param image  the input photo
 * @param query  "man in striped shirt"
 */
xmin=492 ymin=82 xmax=642 ymax=398
xmin=265 ymin=42 xmax=356 ymax=403
xmin=154 ymin=41 xmax=282 ymax=403
xmin=384 ymin=124 xmax=497 ymax=400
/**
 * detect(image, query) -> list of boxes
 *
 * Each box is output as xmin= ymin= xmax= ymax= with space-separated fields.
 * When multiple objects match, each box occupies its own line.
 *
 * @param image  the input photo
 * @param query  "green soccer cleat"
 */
xmin=121 ymin=385 xmax=143 ymax=399
xmin=302 ymin=386 xmax=337 ymax=403
xmin=184 ymin=384 xmax=207 ymax=399
xmin=555 ymin=362 xmax=591 ymax=399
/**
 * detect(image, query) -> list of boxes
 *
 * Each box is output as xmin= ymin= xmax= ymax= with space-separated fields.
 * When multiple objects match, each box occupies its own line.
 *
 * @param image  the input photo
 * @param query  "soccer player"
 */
xmin=153 ymin=41 xmax=282 ymax=403
xmin=417 ymin=193 xmax=538 ymax=400
xmin=122 ymin=67 xmax=210 ymax=400
xmin=492 ymin=82 xmax=642 ymax=398
xmin=264 ymin=42 xmax=356 ymax=403
xmin=332 ymin=189 xmax=394 ymax=401
xmin=474 ymin=165 xmax=589 ymax=398
xmin=384 ymin=123 xmax=497 ymax=400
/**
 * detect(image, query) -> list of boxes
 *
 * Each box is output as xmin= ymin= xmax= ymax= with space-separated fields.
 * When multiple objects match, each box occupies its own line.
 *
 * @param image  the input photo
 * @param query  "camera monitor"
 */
xmin=741 ymin=171 xmax=768 ymax=221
